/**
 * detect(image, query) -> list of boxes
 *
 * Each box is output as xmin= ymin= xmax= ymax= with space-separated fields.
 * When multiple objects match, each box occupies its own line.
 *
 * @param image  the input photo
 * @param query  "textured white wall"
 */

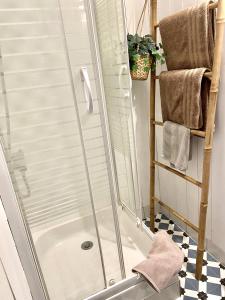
xmin=125 ymin=0 xmax=225 ymax=263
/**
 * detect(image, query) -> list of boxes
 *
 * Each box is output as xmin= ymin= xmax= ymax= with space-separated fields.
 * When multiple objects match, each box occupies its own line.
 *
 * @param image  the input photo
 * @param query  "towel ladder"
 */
xmin=149 ymin=0 xmax=225 ymax=280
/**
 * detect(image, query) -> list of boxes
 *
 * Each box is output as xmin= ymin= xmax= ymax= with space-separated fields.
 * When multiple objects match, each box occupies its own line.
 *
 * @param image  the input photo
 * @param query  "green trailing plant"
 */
xmin=127 ymin=33 xmax=165 ymax=73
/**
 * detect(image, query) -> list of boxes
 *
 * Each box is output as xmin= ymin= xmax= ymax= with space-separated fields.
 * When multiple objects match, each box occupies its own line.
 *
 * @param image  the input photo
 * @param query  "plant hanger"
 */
xmin=136 ymin=0 xmax=148 ymax=35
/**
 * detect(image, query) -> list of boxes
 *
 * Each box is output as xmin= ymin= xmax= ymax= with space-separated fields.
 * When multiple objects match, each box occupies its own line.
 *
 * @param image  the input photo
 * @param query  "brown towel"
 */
xmin=159 ymin=68 xmax=210 ymax=129
xmin=132 ymin=231 xmax=184 ymax=292
xmin=159 ymin=1 xmax=215 ymax=70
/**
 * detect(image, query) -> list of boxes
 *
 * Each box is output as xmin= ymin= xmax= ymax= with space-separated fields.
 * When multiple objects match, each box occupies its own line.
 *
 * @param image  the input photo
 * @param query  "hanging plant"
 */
xmin=127 ymin=33 xmax=165 ymax=80
xmin=127 ymin=0 xmax=164 ymax=80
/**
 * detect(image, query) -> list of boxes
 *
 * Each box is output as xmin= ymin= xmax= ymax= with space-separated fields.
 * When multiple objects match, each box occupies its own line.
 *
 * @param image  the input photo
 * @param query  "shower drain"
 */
xmin=81 ymin=241 xmax=93 ymax=250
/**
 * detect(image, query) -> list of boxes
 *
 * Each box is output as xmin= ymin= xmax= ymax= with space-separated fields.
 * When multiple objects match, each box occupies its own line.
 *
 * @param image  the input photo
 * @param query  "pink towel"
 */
xmin=132 ymin=231 xmax=184 ymax=292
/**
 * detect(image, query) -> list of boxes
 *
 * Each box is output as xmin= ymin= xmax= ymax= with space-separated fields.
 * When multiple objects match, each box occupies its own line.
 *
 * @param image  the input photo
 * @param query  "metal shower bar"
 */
xmin=85 ymin=275 xmax=144 ymax=300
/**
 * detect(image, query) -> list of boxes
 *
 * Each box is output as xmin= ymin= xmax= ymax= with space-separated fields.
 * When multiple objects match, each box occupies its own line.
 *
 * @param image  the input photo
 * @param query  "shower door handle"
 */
xmin=80 ymin=67 xmax=93 ymax=113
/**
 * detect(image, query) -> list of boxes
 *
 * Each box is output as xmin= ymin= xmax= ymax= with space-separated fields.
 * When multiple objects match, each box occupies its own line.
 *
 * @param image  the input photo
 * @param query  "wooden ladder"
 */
xmin=149 ymin=0 xmax=225 ymax=280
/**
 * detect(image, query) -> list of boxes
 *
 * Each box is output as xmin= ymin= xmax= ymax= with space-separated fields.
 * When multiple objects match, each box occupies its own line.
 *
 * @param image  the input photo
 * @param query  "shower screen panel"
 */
xmin=94 ymin=0 xmax=139 ymax=216
xmin=0 ymin=0 xmax=123 ymax=299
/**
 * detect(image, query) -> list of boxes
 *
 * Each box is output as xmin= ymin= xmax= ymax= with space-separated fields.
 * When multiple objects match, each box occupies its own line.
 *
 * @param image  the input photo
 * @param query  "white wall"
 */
xmin=125 ymin=0 xmax=225 ymax=263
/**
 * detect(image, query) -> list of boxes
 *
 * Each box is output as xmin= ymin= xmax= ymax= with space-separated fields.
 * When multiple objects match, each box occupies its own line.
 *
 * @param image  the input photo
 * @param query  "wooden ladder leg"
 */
xmin=196 ymin=148 xmax=211 ymax=280
xmin=196 ymin=0 xmax=225 ymax=279
xmin=150 ymin=0 xmax=157 ymax=232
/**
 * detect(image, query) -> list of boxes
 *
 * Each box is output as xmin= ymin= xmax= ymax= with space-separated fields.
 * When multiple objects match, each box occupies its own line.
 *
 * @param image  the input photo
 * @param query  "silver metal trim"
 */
xmin=85 ymin=274 xmax=179 ymax=300
xmin=84 ymin=275 xmax=143 ymax=300
xmin=85 ymin=0 xmax=126 ymax=279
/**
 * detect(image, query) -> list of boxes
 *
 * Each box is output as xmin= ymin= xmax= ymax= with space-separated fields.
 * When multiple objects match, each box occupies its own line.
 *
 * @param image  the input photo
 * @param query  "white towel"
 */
xmin=163 ymin=121 xmax=191 ymax=171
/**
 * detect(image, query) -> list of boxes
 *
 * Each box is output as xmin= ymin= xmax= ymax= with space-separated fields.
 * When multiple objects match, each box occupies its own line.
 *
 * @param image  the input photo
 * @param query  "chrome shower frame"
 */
xmin=0 ymin=0 xmax=143 ymax=299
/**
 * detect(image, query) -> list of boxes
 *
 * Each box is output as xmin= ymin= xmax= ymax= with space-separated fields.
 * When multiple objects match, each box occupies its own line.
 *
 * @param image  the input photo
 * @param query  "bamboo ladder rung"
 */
xmin=153 ymin=160 xmax=202 ymax=187
xmin=152 ymin=197 xmax=199 ymax=232
xmin=154 ymin=71 xmax=212 ymax=80
xmin=152 ymin=120 xmax=206 ymax=137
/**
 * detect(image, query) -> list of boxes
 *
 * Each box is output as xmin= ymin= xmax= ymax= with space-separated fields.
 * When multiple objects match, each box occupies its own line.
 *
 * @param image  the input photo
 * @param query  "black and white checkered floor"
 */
xmin=144 ymin=213 xmax=225 ymax=300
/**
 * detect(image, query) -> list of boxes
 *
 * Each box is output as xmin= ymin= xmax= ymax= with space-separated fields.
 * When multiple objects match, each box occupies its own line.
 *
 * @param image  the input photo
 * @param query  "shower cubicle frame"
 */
xmin=88 ymin=0 xmax=144 ymax=224
xmin=0 ymin=0 xmax=143 ymax=299
xmin=0 ymin=145 xmax=49 ymax=300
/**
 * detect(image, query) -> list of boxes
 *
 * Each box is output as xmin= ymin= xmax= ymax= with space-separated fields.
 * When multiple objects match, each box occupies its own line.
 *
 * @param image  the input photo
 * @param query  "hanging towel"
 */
xmin=159 ymin=68 xmax=210 ymax=129
xmin=162 ymin=121 xmax=190 ymax=171
xmin=132 ymin=231 xmax=184 ymax=293
xmin=159 ymin=1 xmax=215 ymax=70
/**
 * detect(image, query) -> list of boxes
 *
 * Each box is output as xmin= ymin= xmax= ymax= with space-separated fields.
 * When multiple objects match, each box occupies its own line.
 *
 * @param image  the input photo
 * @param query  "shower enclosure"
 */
xmin=0 ymin=0 xmax=150 ymax=299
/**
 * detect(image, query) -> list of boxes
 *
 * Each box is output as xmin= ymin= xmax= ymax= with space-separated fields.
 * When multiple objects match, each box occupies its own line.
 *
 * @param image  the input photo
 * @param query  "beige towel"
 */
xmin=159 ymin=1 xmax=215 ymax=70
xmin=132 ymin=231 xmax=184 ymax=292
xmin=159 ymin=68 xmax=210 ymax=129
xmin=163 ymin=121 xmax=190 ymax=171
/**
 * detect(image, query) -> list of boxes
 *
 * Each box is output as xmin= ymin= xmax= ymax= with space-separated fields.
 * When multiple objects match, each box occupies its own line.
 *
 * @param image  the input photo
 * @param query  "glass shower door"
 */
xmin=0 ymin=0 xmax=122 ymax=299
xmin=93 ymin=0 xmax=140 ymax=217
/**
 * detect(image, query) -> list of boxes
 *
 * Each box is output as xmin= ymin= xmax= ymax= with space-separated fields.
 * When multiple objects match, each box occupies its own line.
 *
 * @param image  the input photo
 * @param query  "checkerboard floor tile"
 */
xmin=144 ymin=213 xmax=225 ymax=300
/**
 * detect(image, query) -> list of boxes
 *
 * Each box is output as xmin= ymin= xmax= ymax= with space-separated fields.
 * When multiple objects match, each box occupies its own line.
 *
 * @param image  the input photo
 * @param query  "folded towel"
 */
xmin=163 ymin=121 xmax=190 ymax=171
xmin=159 ymin=68 xmax=210 ymax=129
xmin=159 ymin=1 xmax=215 ymax=70
xmin=132 ymin=231 xmax=184 ymax=292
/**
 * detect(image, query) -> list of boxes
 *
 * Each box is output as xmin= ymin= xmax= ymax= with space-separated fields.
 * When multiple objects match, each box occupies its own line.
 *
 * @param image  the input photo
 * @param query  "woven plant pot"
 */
xmin=130 ymin=54 xmax=152 ymax=80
